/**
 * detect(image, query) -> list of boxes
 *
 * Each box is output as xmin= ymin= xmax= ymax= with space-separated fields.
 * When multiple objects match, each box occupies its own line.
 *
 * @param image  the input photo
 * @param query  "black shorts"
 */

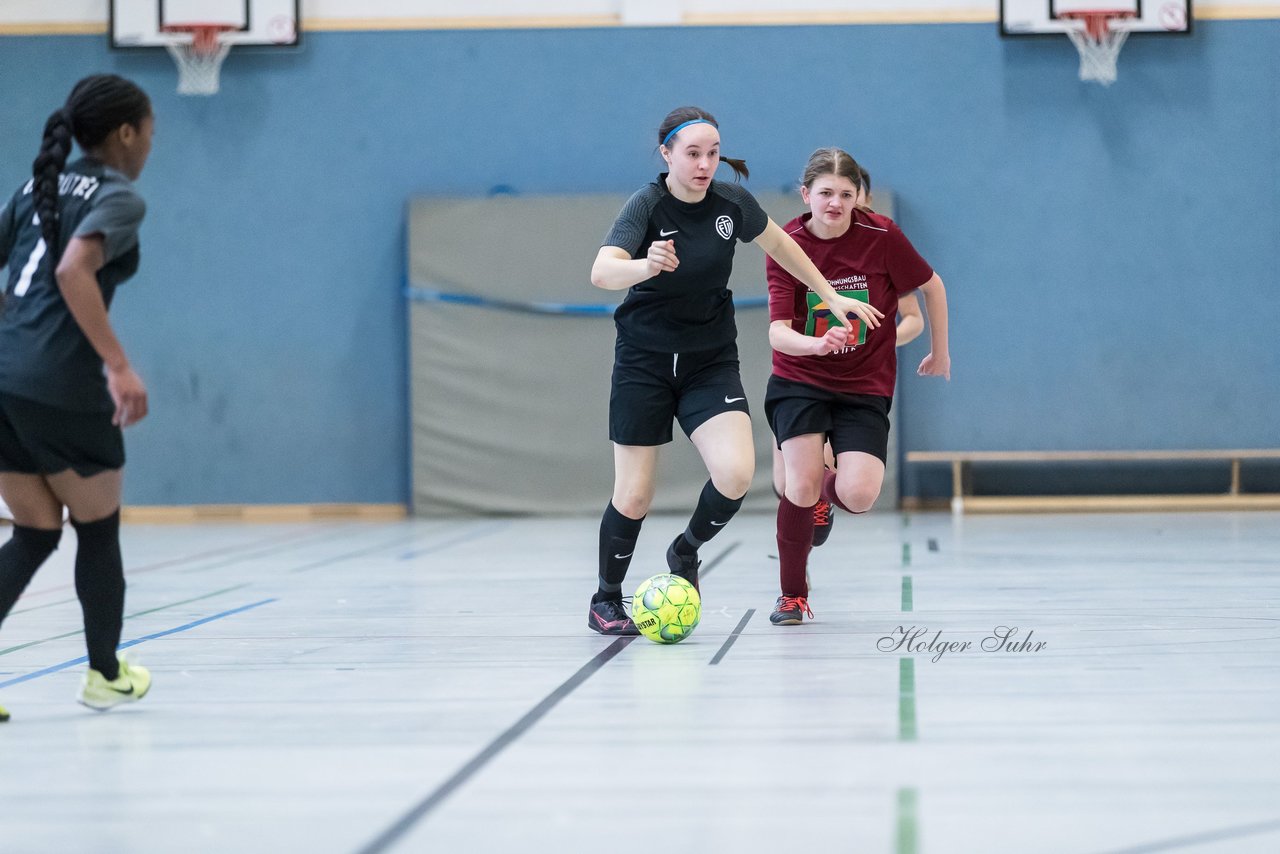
xmin=609 ymin=340 xmax=750 ymax=446
xmin=0 ymin=392 xmax=124 ymax=477
xmin=764 ymin=375 xmax=892 ymax=463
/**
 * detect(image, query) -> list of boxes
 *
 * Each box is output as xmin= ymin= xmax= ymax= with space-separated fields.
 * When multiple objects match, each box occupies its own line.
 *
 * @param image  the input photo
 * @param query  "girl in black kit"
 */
xmin=587 ymin=106 xmax=884 ymax=634
xmin=0 ymin=75 xmax=154 ymax=719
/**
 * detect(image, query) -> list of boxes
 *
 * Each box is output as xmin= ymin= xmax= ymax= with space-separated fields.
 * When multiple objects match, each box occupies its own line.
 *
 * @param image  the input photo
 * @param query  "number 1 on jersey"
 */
xmin=14 ymin=239 xmax=47 ymax=297
xmin=14 ymin=212 xmax=47 ymax=297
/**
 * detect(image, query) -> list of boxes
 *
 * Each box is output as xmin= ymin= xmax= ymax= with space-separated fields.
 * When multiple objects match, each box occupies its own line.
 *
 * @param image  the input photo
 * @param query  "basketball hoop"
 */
xmin=1061 ymin=10 xmax=1136 ymax=86
xmin=161 ymin=24 xmax=236 ymax=96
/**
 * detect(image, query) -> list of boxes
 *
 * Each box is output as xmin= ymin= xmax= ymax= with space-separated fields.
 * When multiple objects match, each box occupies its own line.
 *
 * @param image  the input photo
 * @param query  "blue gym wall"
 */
xmin=1 ymin=21 xmax=1277 ymax=505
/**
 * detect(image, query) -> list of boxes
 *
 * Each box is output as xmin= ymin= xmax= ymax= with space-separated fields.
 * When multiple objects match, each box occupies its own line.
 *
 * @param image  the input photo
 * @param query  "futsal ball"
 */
xmin=632 ymin=574 xmax=701 ymax=644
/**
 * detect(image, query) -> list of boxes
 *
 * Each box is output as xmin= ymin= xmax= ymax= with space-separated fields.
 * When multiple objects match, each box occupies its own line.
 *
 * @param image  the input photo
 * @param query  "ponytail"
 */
xmin=720 ymin=156 xmax=749 ymax=181
xmin=31 ymin=108 xmax=75 ymax=250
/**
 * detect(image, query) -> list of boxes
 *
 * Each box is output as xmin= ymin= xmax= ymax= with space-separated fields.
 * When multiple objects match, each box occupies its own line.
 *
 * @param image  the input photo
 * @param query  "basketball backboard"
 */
xmin=110 ymin=0 xmax=300 ymax=48
xmin=1001 ymin=0 xmax=1192 ymax=36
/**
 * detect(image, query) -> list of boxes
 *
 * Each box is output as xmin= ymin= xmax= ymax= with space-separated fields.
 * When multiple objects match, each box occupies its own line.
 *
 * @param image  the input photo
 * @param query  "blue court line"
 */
xmin=0 ymin=583 xmax=253 ymax=658
xmin=0 ymin=598 xmax=276 ymax=690
xmin=406 ymin=283 xmax=768 ymax=316
xmin=1096 ymin=818 xmax=1280 ymax=854
xmin=398 ymin=521 xmax=508 ymax=560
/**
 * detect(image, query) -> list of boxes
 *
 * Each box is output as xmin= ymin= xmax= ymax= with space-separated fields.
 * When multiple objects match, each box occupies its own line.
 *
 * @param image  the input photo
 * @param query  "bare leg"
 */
xmin=46 ymin=468 xmax=123 ymax=523
xmin=828 ymin=451 xmax=886 ymax=514
xmin=689 ymin=411 xmax=754 ymax=500
xmin=781 ymin=434 xmax=826 ymax=507
xmin=0 ymin=472 xmax=65 ymax=530
xmin=610 ymin=444 xmax=659 ymax=520
xmin=771 ymin=446 xmax=786 ymax=499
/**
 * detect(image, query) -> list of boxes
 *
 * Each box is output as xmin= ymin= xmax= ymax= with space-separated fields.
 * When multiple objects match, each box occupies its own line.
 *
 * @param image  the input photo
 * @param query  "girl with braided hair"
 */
xmin=0 ymin=74 xmax=154 ymax=719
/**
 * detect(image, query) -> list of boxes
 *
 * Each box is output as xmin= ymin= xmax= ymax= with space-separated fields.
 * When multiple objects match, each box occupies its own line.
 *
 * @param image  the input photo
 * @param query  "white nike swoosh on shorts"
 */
xmin=724 ymin=396 xmax=745 ymax=404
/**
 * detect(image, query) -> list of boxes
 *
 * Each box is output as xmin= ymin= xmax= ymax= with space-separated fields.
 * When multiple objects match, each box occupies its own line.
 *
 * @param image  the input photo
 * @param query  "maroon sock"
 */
xmin=820 ymin=470 xmax=850 ymax=513
xmin=821 ymin=470 xmax=868 ymax=514
xmin=776 ymin=496 xmax=814 ymax=597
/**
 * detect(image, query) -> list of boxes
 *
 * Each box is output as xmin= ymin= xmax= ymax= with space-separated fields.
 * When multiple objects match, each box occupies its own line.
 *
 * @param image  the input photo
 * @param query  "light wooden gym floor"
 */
xmin=1 ymin=511 xmax=1277 ymax=853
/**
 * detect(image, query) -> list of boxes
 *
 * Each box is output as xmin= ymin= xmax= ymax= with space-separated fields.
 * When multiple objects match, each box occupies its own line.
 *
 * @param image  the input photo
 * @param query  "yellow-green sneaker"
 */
xmin=0 ymin=702 xmax=10 ymax=722
xmin=77 ymin=655 xmax=151 ymax=711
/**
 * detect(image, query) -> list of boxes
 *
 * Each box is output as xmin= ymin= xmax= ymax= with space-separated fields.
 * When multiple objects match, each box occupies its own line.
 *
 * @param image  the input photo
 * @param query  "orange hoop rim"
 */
xmin=160 ymin=23 xmax=238 ymax=55
xmin=1060 ymin=9 xmax=1137 ymax=39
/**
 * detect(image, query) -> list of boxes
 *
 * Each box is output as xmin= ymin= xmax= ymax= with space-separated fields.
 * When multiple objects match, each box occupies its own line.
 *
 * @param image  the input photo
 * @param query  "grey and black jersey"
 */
xmin=603 ymin=174 xmax=767 ymax=353
xmin=0 ymin=158 xmax=145 ymax=412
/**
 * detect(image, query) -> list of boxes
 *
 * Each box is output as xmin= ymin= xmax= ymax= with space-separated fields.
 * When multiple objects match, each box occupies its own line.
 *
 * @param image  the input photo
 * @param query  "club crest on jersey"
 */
xmin=715 ymin=215 xmax=734 ymax=240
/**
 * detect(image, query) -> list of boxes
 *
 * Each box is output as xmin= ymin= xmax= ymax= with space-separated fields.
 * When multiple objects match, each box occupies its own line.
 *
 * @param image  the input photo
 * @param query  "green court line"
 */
xmin=897 ymin=518 xmax=920 ymax=852
xmin=9 ymin=594 xmax=80 ymax=618
xmin=0 ymin=583 xmax=251 ymax=658
xmin=896 ymin=788 xmax=920 ymax=854
xmin=899 ymin=656 xmax=917 ymax=742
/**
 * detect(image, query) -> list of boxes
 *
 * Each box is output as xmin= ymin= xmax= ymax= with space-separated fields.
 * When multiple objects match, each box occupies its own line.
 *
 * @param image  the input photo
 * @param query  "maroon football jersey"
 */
xmin=767 ymin=209 xmax=934 ymax=396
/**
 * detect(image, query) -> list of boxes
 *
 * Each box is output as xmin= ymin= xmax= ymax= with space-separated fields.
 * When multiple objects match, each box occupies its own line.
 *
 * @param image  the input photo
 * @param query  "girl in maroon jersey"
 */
xmin=769 ymin=164 xmax=924 ymax=550
xmin=765 ymin=148 xmax=950 ymax=625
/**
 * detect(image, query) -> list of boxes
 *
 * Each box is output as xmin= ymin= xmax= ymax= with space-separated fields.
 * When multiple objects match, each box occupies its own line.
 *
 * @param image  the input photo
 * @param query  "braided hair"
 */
xmin=31 ymin=74 xmax=150 ymax=255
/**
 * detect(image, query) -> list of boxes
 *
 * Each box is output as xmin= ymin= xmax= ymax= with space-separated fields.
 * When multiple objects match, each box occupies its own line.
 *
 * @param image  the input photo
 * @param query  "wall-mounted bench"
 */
xmin=904 ymin=450 xmax=1280 ymax=513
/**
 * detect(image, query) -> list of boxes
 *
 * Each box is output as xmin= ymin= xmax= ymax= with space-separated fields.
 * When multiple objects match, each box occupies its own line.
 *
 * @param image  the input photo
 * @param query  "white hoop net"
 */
xmin=1064 ymin=13 xmax=1133 ymax=86
xmin=163 ymin=30 xmax=233 ymax=96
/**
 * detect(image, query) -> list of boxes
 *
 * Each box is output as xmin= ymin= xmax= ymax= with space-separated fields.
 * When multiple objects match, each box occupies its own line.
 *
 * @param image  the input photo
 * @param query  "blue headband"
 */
xmin=662 ymin=118 xmax=713 ymax=147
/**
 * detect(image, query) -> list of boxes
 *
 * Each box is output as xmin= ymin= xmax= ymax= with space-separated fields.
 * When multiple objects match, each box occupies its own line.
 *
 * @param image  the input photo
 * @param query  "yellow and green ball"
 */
xmin=632 ymin=574 xmax=701 ymax=644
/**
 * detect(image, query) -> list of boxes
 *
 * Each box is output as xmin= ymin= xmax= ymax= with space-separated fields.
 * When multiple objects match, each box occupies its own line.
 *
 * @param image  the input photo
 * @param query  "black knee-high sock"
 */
xmin=596 ymin=503 xmax=644 ymax=602
xmin=0 ymin=525 xmax=63 ymax=625
xmin=674 ymin=480 xmax=744 ymax=557
xmin=72 ymin=511 xmax=124 ymax=680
